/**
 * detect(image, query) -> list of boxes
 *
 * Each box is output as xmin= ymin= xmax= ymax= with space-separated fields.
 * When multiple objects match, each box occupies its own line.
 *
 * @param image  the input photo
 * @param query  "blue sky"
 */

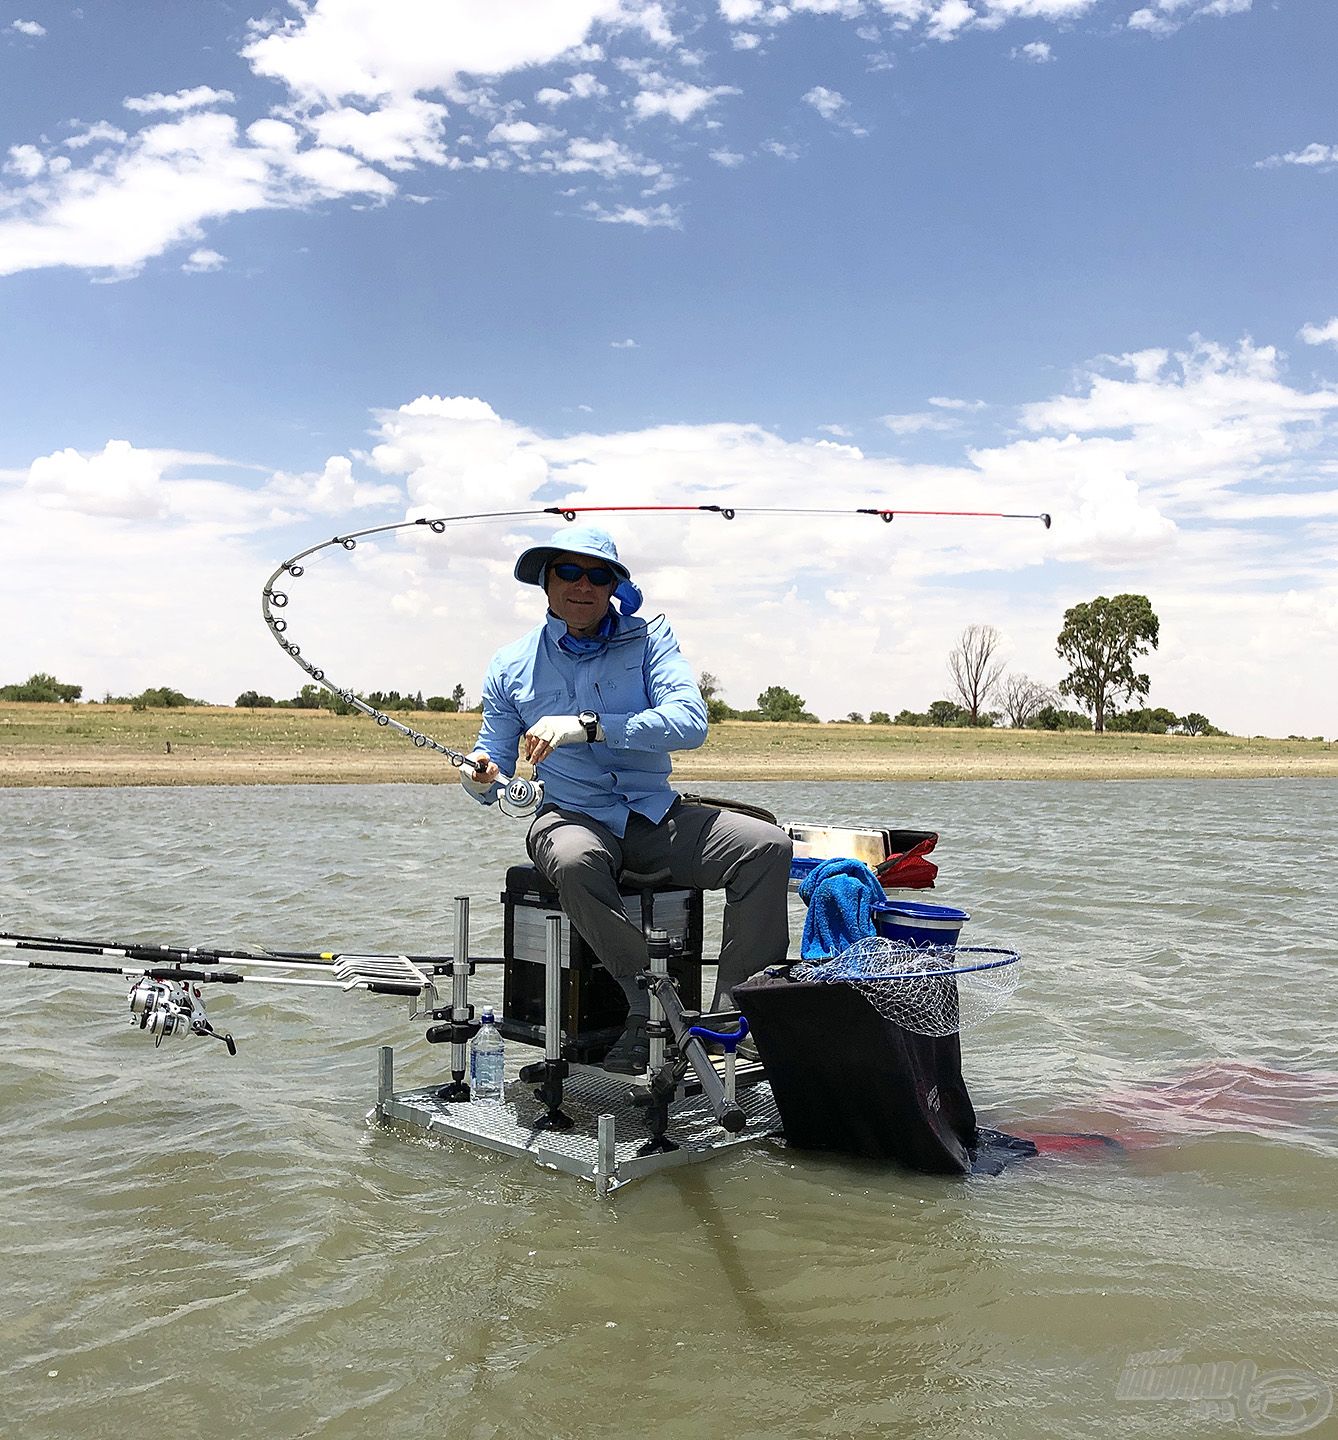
xmin=2 ymin=0 xmax=1336 ymax=737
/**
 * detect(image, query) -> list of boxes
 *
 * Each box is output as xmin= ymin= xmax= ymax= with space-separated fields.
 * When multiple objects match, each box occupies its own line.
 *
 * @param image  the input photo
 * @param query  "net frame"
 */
xmin=790 ymin=941 xmax=1021 ymax=1037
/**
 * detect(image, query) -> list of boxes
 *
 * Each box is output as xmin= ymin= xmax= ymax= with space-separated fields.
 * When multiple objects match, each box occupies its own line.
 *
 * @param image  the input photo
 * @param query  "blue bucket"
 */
xmin=789 ymin=856 xmax=824 ymax=884
xmin=872 ymin=899 xmax=970 ymax=948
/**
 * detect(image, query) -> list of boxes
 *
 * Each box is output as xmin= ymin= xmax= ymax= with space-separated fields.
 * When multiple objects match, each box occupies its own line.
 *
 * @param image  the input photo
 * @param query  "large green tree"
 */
xmin=756 ymin=685 xmax=812 ymax=722
xmin=1056 ymin=594 xmax=1160 ymax=733
xmin=0 ymin=672 xmax=82 ymax=702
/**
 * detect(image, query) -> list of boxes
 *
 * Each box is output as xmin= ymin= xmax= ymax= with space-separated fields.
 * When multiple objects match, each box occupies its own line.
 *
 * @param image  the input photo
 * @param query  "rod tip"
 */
xmin=1041 ymin=512 xmax=1052 ymax=529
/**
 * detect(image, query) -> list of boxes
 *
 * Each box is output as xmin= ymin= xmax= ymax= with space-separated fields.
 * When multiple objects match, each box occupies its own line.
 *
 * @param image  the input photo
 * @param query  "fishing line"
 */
xmin=261 ymin=502 xmax=1052 ymax=797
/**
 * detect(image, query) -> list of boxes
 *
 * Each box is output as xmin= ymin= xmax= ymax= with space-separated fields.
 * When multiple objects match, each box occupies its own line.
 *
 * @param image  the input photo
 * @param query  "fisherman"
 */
xmin=461 ymin=525 xmax=792 ymax=1074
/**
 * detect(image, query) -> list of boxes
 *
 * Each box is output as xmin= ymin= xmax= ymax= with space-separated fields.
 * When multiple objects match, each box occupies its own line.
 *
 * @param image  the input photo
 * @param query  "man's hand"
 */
xmin=524 ymin=715 xmax=591 ymax=763
xmin=460 ymin=750 xmax=500 ymax=802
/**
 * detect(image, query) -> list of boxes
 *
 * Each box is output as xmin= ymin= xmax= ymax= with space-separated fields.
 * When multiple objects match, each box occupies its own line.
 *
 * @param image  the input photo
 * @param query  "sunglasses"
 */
xmin=550 ymin=561 xmax=616 ymax=587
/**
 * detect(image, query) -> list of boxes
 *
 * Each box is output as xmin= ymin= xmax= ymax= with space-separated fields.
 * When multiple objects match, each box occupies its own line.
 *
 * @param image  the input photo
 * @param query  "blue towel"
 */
xmin=798 ymin=857 xmax=885 ymax=960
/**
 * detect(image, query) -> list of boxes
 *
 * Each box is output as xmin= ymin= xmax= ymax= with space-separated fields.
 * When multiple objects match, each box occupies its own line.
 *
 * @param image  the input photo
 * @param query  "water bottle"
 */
xmin=470 ymin=1007 xmax=505 ymax=1102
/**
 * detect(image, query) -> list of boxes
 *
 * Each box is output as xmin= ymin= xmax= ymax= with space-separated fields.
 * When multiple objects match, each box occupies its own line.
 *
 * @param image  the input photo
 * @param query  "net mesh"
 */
xmin=790 ymin=940 xmax=1020 ymax=1037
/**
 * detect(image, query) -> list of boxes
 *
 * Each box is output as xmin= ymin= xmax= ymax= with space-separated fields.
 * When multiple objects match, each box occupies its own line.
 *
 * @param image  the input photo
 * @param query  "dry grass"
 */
xmin=1 ymin=704 xmax=1334 ymax=787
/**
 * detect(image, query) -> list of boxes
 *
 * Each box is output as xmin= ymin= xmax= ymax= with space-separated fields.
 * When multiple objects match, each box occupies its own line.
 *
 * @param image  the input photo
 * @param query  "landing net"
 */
xmin=791 ymin=940 xmax=1020 ymax=1037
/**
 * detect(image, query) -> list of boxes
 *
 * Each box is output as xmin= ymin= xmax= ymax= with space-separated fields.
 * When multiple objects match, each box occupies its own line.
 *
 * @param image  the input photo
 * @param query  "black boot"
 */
xmin=603 ymin=1015 xmax=649 ymax=1074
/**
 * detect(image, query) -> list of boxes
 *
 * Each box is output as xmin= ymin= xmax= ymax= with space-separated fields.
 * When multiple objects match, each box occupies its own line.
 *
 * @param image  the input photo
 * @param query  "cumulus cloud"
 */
xmin=181 ymin=248 xmax=226 ymax=273
xmin=632 ymin=81 xmax=740 ymax=123
xmin=583 ymin=199 xmax=680 ymax=227
xmin=0 ymin=111 xmax=394 ymax=278
xmin=1300 ymin=318 xmax=1338 ymax=348
xmin=610 ymin=338 xmax=639 ymax=348
xmin=9 ymin=19 xmax=46 ymax=37
xmin=1012 ymin=40 xmax=1054 ymax=60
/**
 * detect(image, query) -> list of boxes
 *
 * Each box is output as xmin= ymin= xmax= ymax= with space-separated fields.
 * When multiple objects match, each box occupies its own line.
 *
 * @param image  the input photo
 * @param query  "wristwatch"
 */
xmin=577 ymin=710 xmax=599 ymax=743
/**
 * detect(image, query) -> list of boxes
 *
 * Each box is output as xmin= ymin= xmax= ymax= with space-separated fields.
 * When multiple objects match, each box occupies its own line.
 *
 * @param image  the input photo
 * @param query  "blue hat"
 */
xmin=514 ymin=525 xmax=631 ymax=588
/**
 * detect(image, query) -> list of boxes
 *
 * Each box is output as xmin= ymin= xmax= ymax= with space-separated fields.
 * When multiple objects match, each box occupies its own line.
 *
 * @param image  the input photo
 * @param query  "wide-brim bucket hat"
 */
xmin=514 ymin=524 xmax=631 ymax=587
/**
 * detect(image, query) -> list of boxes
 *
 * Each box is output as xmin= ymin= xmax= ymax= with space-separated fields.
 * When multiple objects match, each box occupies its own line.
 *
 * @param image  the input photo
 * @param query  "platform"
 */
xmin=371 ymin=1047 xmax=782 ymax=1195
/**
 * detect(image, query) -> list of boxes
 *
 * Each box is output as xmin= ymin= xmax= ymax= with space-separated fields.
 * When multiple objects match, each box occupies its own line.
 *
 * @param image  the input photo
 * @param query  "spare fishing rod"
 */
xmin=2 ymin=930 xmax=446 ymax=1057
xmin=260 ymin=501 xmax=1052 ymax=797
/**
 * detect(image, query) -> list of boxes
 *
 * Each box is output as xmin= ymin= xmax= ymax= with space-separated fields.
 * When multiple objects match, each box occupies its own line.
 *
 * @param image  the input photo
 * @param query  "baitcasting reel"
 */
xmin=128 ymin=976 xmax=237 ymax=1054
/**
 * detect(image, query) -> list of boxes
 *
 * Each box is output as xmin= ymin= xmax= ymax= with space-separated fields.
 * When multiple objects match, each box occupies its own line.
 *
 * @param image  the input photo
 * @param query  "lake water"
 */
xmin=2 ymin=780 xmax=1335 ymax=1439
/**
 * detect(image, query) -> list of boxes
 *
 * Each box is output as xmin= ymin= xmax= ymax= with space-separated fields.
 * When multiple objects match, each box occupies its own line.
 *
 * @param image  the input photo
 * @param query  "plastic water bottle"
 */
xmin=470 ymin=1007 xmax=505 ymax=1102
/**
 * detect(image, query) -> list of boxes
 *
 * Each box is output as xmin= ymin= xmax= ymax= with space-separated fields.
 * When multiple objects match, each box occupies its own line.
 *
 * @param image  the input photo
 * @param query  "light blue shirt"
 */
xmin=472 ymin=611 xmax=708 ymax=835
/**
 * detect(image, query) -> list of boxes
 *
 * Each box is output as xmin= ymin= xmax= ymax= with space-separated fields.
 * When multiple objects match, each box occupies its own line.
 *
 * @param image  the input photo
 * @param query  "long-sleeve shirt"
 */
xmin=471 ymin=611 xmax=707 ymax=836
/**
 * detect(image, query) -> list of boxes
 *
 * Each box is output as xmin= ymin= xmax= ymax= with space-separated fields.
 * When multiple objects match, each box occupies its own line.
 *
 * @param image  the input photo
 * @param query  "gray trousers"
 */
xmin=526 ymin=800 xmax=793 ymax=1007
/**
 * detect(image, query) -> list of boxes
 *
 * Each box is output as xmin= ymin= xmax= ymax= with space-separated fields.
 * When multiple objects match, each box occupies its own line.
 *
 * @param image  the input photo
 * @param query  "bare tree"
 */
xmin=948 ymin=625 xmax=1006 ymax=725
xmin=698 ymin=671 xmax=721 ymax=703
xmin=998 ymin=673 xmax=1055 ymax=729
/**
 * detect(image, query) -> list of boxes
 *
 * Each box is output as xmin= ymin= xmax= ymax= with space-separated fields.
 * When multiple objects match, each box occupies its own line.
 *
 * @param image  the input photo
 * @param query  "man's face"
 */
xmin=545 ymin=551 xmax=615 ymax=636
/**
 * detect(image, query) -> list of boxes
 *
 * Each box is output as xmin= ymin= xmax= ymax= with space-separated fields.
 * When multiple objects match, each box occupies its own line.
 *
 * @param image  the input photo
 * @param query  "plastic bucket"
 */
xmin=872 ymin=900 xmax=970 ymax=948
xmin=789 ymin=856 xmax=824 ymax=885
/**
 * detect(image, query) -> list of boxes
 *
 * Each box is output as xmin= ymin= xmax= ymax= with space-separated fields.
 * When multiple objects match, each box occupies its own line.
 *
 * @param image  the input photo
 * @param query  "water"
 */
xmin=2 ymin=780 xmax=1335 ymax=1439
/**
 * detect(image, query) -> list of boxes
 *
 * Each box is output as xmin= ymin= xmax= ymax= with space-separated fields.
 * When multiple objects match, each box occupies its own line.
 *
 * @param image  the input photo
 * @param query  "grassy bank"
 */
xmin=1 ymin=704 xmax=1335 ymax=787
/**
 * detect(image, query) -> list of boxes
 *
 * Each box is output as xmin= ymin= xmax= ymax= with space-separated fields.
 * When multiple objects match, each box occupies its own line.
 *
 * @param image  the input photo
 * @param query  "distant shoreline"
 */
xmin=1 ymin=704 xmax=1334 ymax=787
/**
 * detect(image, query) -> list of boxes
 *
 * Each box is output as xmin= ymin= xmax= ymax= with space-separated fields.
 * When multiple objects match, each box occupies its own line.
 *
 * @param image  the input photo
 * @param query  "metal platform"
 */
xmin=371 ymin=1047 xmax=782 ymax=1195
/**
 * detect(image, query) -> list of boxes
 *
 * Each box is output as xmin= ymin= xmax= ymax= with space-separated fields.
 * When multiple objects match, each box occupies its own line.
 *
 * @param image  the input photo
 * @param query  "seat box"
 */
xmin=499 ymin=865 xmax=703 ymax=1062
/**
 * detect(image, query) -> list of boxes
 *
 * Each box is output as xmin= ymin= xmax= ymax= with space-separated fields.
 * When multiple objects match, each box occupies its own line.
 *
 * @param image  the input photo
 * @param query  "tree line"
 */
xmin=0 ymin=596 xmax=1249 ymax=738
xmin=701 ymin=594 xmax=1226 ymax=736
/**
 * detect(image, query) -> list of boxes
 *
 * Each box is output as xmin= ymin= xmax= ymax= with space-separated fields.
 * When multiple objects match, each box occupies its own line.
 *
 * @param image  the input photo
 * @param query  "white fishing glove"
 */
xmin=459 ymin=752 xmax=500 ymax=805
xmin=525 ymin=715 xmax=601 ymax=759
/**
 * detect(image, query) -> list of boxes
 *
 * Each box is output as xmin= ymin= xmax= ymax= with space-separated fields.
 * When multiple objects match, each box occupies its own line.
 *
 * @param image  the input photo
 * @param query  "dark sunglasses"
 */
xmin=550 ymin=561 xmax=616 ymax=587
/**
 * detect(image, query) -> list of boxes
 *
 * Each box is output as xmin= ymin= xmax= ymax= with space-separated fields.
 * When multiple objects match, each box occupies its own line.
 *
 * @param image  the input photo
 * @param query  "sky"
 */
xmin=1 ymin=0 xmax=1336 ymax=739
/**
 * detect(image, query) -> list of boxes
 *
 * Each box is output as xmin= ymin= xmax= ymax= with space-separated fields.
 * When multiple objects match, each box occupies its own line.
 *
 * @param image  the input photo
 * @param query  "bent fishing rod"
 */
xmin=261 ymin=501 xmax=1052 ymax=814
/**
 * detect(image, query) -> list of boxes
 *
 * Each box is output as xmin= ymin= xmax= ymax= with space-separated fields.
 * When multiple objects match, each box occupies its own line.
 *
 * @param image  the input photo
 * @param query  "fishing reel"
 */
xmin=498 ymin=774 xmax=544 ymax=819
xmin=128 ymin=976 xmax=237 ymax=1055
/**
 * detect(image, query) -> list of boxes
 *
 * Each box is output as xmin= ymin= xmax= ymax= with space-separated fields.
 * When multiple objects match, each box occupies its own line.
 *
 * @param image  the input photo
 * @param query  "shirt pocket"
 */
xmin=594 ymin=656 xmax=649 ymax=714
xmin=514 ymin=684 xmax=570 ymax=727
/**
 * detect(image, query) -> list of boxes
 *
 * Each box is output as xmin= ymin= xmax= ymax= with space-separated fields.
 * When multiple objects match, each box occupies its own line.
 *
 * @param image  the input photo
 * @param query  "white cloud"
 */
xmin=709 ymin=147 xmax=747 ymax=166
xmin=583 ymin=200 xmax=680 ymax=227
xmin=610 ymin=338 xmax=639 ymax=348
xmin=881 ymin=411 xmax=957 ymax=435
xmin=632 ymin=82 xmax=739 ymax=123
xmin=552 ymin=136 xmax=662 ymax=179
xmin=9 ymin=19 xmax=46 ymax=37
xmin=487 ymin=119 xmax=561 ymax=146
xmin=241 ymin=0 xmax=629 ymax=106
xmin=1012 ymin=39 xmax=1054 ymax=60
xmin=305 ymin=97 xmax=451 ymax=169
xmin=732 ymin=32 xmax=764 ymax=49
xmin=720 ymin=0 xmax=765 ymax=19
xmin=182 ymin=248 xmax=226 ymax=273
xmin=25 ymin=441 xmax=171 ymax=520
xmin=1255 ymin=143 xmax=1338 ymax=170
xmin=267 ymin=455 xmax=401 ymax=513
xmin=928 ymin=395 xmax=987 ymax=410
xmin=5 ymin=144 xmax=45 ymax=180
xmin=1300 ymin=318 xmax=1338 ymax=349
xmin=123 ymin=87 xmax=237 ymax=115
xmin=65 ymin=122 xmax=130 ymax=151
xmin=0 ymin=111 xmax=395 ymax=279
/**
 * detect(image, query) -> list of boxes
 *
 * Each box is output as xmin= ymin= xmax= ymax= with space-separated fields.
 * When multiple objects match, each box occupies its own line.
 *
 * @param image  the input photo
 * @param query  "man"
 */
xmin=461 ymin=524 xmax=792 ymax=1074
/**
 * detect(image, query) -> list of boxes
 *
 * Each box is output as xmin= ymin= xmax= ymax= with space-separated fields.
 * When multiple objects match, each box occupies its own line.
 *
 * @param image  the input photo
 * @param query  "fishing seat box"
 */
xmin=499 ymin=864 xmax=703 ymax=1063
xmin=733 ymin=970 xmax=979 ymax=1175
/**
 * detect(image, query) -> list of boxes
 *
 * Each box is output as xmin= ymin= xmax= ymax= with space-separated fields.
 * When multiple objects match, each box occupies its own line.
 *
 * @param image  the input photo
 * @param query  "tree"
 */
xmin=894 ymin=708 xmax=929 ymax=726
xmin=698 ymin=671 xmax=721 ymax=704
xmin=451 ymin=683 xmax=466 ymax=709
xmin=928 ymin=698 xmax=966 ymax=727
xmin=0 ymin=673 xmax=83 ymax=703
xmin=1179 ymin=712 xmax=1210 ymax=736
xmin=845 ymin=712 xmax=865 ymax=724
xmin=1031 ymin=704 xmax=1092 ymax=731
xmin=948 ymin=624 xmax=1005 ymax=725
xmin=869 ymin=710 xmax=891 ymax=724
xmin=756 ymin=686 xmax=814 ymax=722
xmin=1056 ymin=594 xmax=1160 ymax=733
xmin=235 ymin=690 xmax=275 ymax=708
xmin=998 ymin=673 xmax=1054 ymax=730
